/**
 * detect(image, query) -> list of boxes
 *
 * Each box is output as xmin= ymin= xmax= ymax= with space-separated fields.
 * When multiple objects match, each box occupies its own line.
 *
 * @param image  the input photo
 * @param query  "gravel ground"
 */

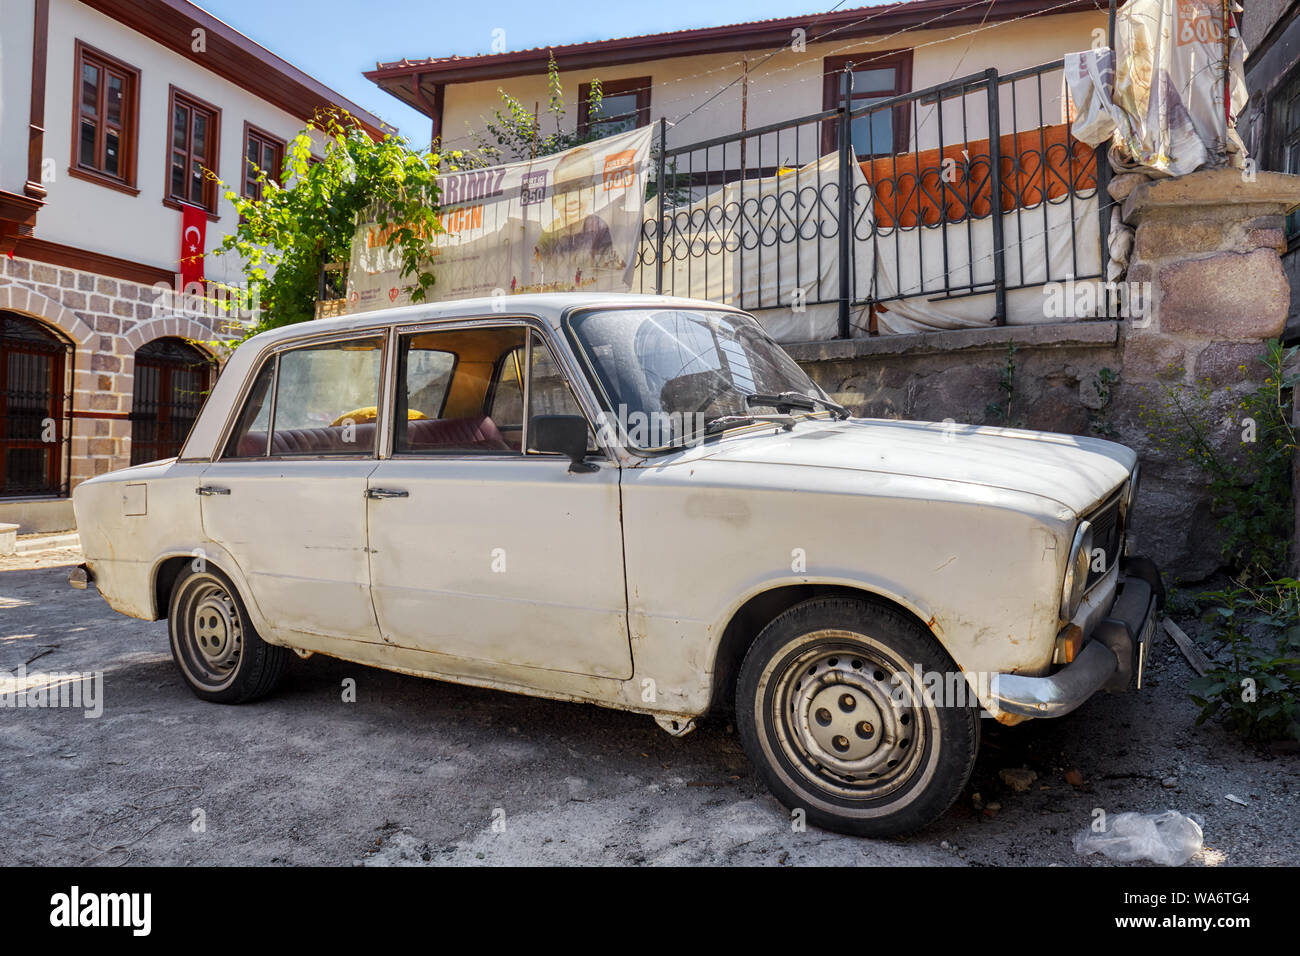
xmin=1 ymin=555 xmax=1296 ymax=867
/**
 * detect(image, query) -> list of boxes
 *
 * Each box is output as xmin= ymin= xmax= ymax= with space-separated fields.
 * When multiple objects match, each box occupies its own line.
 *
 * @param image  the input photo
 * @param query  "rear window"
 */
xmin=224 ymin=336 xmax=385 ymax=458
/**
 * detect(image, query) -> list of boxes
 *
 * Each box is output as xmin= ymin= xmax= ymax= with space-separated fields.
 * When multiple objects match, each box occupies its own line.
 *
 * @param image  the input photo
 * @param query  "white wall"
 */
xmin=0 ymin=0 xmax=37 ymax=195
xmin=35 ymin=0 xmax=329 ymax=282
xmin=440 ymin=11 xmax=1103 ymax=164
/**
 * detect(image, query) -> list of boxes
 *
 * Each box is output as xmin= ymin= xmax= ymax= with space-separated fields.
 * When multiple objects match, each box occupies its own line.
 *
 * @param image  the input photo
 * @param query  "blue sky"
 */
xmin=195 ymin=0 xmax=851 ymax=138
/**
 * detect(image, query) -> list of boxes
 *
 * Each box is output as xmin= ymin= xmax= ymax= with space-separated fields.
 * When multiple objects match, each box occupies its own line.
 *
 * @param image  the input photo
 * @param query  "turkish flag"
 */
xmin=179 ymin=203 xmax=206 ymax=288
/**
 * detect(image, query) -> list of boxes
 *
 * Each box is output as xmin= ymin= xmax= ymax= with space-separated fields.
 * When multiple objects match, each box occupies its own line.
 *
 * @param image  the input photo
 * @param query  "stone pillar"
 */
xmin=1117 ymin=169 xmax=1300 ymax=578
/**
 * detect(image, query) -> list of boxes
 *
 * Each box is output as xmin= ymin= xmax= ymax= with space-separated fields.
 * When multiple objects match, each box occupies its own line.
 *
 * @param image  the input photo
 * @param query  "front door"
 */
xmin=364 ymin=323 xmax=632 ymax=678
xmin=200 ymin=334 xmax=386 ymax=642
xmin=130 ymin=337 xmax=214 ymax=465
xmin=0 ymin=312 xmax=68 ymax=497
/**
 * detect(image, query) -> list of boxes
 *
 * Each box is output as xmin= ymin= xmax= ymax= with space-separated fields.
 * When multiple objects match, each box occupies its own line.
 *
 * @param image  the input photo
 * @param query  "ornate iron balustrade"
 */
xmin=639 ymin=58 xmax=1107 ymax=338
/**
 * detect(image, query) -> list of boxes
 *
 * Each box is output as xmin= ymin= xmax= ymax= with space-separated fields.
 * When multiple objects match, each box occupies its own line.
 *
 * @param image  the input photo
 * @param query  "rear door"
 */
xmin=364 ymin=321 xmax=632 ymax=678
xmin=200 ymin=333 xmax=386 ymax=642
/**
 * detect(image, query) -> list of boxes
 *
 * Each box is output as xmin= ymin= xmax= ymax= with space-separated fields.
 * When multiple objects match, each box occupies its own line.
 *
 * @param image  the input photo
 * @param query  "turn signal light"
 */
xmin=1053 ymin=624 xmax=1083 ymax=665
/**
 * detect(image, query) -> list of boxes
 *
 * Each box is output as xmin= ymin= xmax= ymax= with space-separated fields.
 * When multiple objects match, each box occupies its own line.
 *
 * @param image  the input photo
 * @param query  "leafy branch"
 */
xmin=211 ymin=109 xmax=444 ymax=339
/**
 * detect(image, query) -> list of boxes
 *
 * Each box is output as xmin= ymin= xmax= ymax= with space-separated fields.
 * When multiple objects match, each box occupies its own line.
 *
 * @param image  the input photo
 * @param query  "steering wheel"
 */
xmin=687 ymin=377 xmax=737 ymax=415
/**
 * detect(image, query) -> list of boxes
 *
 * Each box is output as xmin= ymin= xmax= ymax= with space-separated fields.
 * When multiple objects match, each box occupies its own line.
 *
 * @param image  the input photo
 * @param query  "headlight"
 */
xmin=1124 ymin=463 xmax=1140 ymax=515
xmin=1061 ymin=520 xmax=1094 ymax=620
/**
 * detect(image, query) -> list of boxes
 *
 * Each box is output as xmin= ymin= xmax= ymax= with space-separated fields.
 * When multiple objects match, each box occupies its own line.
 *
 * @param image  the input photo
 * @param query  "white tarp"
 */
xmin=634 ymin=152 xmax=873 ymax=342
xmin=347 ymin=126 xmax=654 ymax=311
xmin=636 ymin=150 xmax=1098 ymax=338
xmin=873 ymin=192 xmax=1101 ymax=333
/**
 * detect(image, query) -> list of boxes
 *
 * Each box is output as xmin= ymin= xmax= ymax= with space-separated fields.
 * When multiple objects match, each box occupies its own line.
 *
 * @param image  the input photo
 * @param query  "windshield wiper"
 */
xmin=746 ymin=391 xmax=850 ymax=420
xmin=703 ymin=413 xmax=797 ymax=435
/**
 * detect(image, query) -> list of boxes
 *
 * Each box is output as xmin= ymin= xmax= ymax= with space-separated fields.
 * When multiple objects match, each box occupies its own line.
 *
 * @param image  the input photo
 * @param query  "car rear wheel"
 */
xmin=168 ymin=566 xmax=288 ymax=704
xmin=736 ymin=597 xmax=979 ymax=837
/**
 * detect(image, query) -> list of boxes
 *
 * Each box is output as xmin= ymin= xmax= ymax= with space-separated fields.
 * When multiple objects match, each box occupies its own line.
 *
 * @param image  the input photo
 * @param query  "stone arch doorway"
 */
xmin=0 ymin=311 xmax=73 ymax=497
xmin=130 ymin=337 xmax=215 ymax=464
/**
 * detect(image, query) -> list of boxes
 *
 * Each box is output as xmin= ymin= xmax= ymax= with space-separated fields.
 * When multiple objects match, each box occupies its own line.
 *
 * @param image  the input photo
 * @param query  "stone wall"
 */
xmin=0 ymin=255 xmax=225 ymax=491
xmin=1241 ymin=2 xmax=1300 ymax=336
xmin=787 ymin=322 xmax=1121 ymax=433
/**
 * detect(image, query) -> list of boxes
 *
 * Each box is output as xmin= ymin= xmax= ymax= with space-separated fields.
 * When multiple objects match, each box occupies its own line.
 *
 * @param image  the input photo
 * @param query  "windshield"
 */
xmin=568 ymin=307 xmax=831 ymax=449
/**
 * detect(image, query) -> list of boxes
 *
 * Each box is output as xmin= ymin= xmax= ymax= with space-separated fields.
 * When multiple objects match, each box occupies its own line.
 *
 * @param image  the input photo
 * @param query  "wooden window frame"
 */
xmin=129 ymin=338 xmax=215 ymax=466
xmin=163 ymin=85 xmax=222 ymax=220
xmin=241 ymin=121 xmax=286 ymax=201
xmin=577 ymin=77 xmax=651 ymax=137
xmin=0 ymin=313 xmax=70 ymax=498
xmin=68 ymin=39 xmax=141 ymax=196
xmin=820 ymin=50 xmax=913 ymax=156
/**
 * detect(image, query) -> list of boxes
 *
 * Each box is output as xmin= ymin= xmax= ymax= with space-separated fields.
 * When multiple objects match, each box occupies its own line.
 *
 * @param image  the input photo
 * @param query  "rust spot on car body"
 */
xmin=993 ymin=710 xmax=1030 ymax=726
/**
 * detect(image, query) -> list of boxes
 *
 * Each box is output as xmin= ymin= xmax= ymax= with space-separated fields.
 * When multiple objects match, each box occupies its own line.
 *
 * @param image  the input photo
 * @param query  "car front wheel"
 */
xmin=737 ymin=597 xmax=979 ymax=837
xmin=168 ymin=566 xmax=288 ymax=704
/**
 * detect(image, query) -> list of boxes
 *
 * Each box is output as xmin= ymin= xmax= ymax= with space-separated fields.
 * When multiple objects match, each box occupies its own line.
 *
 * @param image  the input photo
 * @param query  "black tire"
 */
xmin=736 ymin=597 xmax=979 ymax=837
xmin=168 ymin=565 xmax=288 ymax=704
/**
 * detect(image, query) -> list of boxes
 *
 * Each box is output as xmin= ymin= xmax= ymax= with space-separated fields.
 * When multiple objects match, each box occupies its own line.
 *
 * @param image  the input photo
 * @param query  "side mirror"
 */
xmin=530 ymin=415 xmax=598 ymax=473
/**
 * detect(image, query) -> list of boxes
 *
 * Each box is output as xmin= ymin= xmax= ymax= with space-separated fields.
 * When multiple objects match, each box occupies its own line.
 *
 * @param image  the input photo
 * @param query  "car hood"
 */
xmin=693 ymin=418 xmax=1135 ymax=515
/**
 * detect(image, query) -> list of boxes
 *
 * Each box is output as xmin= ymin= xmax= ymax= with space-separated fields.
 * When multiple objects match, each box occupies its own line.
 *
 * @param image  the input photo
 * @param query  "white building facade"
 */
xmin=0 ymin=0 xmax=387 ymax=530
xmin=367 ymin=2 xmax=1107 ymax=157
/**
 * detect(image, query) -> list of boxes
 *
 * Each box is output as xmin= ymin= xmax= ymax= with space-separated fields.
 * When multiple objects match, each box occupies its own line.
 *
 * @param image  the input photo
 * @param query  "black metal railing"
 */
xmin=639 ymin=106 xmax=846 ymax=314
xmin=640 ymin=57 xmax=1104 ymax=338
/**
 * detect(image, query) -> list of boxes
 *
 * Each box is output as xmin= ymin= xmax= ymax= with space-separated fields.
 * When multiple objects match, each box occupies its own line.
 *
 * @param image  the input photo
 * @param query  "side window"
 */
xmin=224 ymin=358 xmax=274 ymax=458
xmin=394 ymin=326 xmax=526 ymax=455
xmin=403 ymin=348 xmax=456 ymax=419
xmin=272 ymin=337 xmax=384 ymax=455
xmin=487 ymin=346 xmax=525 ymax=432
xmin=525 ymin=333 xmax=597 ymax=454
xmin=224 ymin=336 xmax=384 ymax=458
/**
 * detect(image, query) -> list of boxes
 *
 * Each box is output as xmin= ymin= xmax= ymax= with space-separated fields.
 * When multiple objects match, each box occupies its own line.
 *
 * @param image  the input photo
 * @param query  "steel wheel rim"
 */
xmin=175 ymin=576 xmax=243 ymax=691
xmin=768 ymin=630 xmax=935 ymax=801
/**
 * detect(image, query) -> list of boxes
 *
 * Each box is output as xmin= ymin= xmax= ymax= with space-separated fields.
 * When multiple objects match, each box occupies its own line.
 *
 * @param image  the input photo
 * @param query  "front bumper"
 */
xmin=991 ymin=556 xmax=1162 ymax=718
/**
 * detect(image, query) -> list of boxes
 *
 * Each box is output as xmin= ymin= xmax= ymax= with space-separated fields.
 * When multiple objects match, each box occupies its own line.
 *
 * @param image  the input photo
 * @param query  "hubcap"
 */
xmin=769 ymin=633 xmax=932 ymax=800
xmin=192 ymin=593 xmax=239 ymax=668
xmin=174 ymin=576 xmax=243 ymax=690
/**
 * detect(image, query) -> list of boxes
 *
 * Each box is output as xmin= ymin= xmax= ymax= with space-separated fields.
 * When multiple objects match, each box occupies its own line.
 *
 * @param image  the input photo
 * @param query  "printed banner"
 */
xmin=346 ymin=125 xmax=654 ymax=311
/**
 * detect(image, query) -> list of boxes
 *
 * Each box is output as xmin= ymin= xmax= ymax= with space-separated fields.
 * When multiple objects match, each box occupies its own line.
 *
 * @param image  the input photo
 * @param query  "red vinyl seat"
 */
xmin=404 ymin=415 xmax=509 ymax=452
xmin=236 ymin=415 xmax=509 ymax=457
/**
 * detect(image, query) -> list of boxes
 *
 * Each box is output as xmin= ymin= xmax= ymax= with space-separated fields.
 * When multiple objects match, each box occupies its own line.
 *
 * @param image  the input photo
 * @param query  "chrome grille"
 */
xmin=1085 ymin=491 xmax=1124 ymax=591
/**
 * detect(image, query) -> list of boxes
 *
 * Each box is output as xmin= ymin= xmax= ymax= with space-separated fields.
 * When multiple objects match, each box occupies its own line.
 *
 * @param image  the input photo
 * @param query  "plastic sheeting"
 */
xmin=874 ymin=192 xmax=1101 ymax=333
xmin=636 ymin=150 xmax=1101 ymax=339
xmin=634 ymin=152 xmax=872 ymax=342
xmin=1065 ymin=0 xmax=1248 ymax=175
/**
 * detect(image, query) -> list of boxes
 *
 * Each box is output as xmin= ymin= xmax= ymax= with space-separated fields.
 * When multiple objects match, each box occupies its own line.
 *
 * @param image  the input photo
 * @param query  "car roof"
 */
xmin=242 ymin=293 xmax=744 ymax=350
xmin=178 ymin=293 xmax=745 ymax=460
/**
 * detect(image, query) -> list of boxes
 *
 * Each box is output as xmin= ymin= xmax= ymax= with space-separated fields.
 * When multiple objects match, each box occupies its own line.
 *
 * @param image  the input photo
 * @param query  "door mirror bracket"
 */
xmin=530 ymin=415 xmax=598 ymax=473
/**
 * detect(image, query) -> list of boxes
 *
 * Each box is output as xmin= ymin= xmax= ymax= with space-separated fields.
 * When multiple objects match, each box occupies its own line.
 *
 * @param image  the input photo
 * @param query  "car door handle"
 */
xmin=196 ymin=485 xmax=231 ymax=496
xmin=365 ymin=488 xmax=409 ymax=499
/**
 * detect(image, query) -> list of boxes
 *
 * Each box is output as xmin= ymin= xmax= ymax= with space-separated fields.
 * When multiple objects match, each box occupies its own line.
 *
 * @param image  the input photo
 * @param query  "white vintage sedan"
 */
xmin=71 ymin=293 xmax=1161 ymax=836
